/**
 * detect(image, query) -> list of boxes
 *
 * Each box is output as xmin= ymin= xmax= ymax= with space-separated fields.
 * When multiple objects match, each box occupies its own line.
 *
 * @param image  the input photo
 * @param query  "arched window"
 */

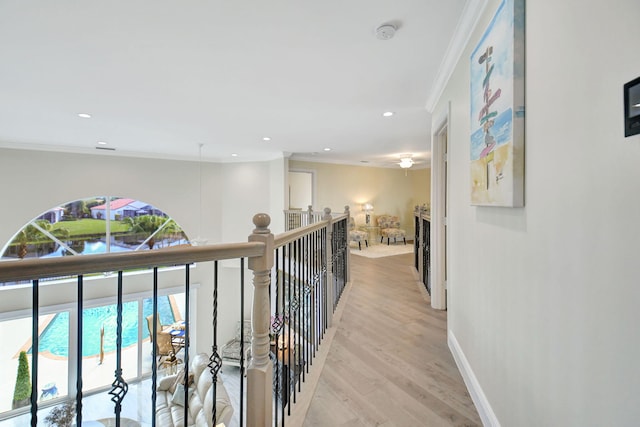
xmin=1 ymin=196 xmax=189 ymax=260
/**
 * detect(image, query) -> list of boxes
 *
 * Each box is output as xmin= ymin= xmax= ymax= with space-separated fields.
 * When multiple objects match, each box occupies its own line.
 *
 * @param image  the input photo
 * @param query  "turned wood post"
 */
xmin=307 ymin=204 xmax=314 ymax=225
xmin=323 ymin=207 xmax=334 ymax=328
xmin=247 ymin=213 xmax=274 ymax=427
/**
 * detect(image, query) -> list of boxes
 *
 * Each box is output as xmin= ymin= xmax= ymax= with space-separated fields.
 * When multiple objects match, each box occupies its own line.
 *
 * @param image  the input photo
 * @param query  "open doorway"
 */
xmin=288 ymin=170 xmax=314 ymax=209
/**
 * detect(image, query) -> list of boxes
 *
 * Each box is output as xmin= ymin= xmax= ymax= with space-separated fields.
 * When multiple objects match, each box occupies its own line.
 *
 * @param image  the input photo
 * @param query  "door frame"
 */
xmin=431 ymin=103 xmax=450 ymax=310
xmin=288 ymin=169 xmax=316 ymax=210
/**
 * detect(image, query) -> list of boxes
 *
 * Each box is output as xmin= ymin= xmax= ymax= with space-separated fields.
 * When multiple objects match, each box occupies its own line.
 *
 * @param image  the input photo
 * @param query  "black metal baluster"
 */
xmin=30 ymin=279 xmax=39 ymax=427
xmin=274 ymin=248 xmax=280 ymax=427
xmin=315 ymin=231 xmax=319 ymax=357
xmin=291 ymin=239 xmax=297 ymax=404
xmin=309 ymin=230 xmax=316 ymax=369
xmin=297 ymin=238 xmax=302 ymax=393
xmin=414 ymin=216 xmax=420 ymax=270
xmin=208 ymin=261 xmax=222 ymax=426
xmin=183 ymin=265 xmax=190 ymax=425
xmin=109 ymin=271 xmax=128 ymax=427
xmin=302 ymin=231 xmax=316 ymax=374
xmin=151 ymin=267 xmax=158 ymax=427
xmin=302 ymin=234 xmax=308 ymax=381
xmin=322 ymin=227 xmax=327 ymax=344
xmin=239 ymin=257 xmax=245 ymax=427
xmin=274 ymin=245 xmax=284 ymax=426
xmin=76 ymin=275 xmax=83 ymax=427
xmin=286 ymin=241 xmax=292 ymax=418
xmin=284 ymin=242 xmax=293 ymax=426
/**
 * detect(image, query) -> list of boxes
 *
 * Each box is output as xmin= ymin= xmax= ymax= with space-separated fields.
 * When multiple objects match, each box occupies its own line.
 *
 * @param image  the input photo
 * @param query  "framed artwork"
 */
xmin=470 ymin=0 xmax=525 ymax=207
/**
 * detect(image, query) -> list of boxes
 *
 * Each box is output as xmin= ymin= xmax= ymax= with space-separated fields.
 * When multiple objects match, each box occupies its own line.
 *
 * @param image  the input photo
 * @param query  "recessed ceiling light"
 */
xmin=383 ymin=111 xmax=394 ymax=117
xmin=78 ymin=113 xmax=92 ymax=118
xmin=324 ymin=148 xmax=331 ymax=152
xmin=634 ymin=103 xmax=640 ymax=107
xmin=97 ymin=141 xmax=107 ymax=145
xmin=231 ymin=153 xmax=238 ymax=157
xmin=263 ymin=137 xmax=271 ymax=141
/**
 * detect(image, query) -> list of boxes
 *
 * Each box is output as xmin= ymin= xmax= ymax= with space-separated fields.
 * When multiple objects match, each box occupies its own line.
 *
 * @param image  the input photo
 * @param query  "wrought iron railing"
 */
xmin=0 ymin=210 xmax=349 ymax=427
xmin=270 ymin=208 xmax=348 ymax=426
xmin=284 ymin=206 xmax=337 ymax=231
xmin=414 ymin=205 xmax=431 ymax=294
xmin=0 ymin=242 xmax=261 ymax=427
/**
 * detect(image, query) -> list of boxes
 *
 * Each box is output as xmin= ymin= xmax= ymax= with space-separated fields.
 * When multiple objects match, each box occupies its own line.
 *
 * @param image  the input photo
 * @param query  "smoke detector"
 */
xmin=375 ymin=24 xmax=396 ymax=40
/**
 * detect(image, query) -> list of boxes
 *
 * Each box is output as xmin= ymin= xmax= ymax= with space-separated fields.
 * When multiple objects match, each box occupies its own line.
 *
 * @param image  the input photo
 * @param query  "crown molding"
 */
xmin=425 ymin=0 xmax=490 ymax=112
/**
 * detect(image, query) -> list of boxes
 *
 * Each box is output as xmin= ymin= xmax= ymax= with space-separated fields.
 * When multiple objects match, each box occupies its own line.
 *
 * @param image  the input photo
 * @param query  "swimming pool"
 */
xmin=33 ymin=296 xmax=177 ymax=358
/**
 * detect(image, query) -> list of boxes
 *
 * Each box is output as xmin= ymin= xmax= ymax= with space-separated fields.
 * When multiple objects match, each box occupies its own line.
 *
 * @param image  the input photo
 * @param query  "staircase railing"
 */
xmin=413 ymin=205 xmax=431 ymax=294
xmin=283 ymin=206 xmax=325 ymax=231
xmin=268 ymin=208 xmax=348 ymax=425
xmin=0 ymin=209 xmax=349 ymax=427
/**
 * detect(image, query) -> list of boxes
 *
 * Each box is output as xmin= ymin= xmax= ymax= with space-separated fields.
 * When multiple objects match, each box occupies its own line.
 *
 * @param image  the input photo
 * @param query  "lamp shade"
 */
xmin=362 ymin=203 xmax=373 ymax=212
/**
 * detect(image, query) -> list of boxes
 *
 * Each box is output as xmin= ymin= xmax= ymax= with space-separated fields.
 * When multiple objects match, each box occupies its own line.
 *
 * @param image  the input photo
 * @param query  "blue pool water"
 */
xmin=42 ymin=238 xmax=189 ymax=257
xmin=33 ymin=296 xmax=177 ymax=357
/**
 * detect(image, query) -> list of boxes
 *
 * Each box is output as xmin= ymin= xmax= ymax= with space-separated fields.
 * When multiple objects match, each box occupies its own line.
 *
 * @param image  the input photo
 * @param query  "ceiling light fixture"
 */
xmin=97 ymin=141 xmax=107 ymax=145
xmin=399 ymin=157 xmax=414 ymax=169
xmin=263 ymin=137 xmax=271 ymax=141
xmin=231 ymin=153 xmax=238 ymax=157
xmin=324 ymin=148 xmax=331 ymax=152
xmin=383 ymin=111 xmax=394 ymax=117
xmin=78 ymin=113 xmax=91 ymax=118
xmin=375 ymin=24 xmax=397 ymax=40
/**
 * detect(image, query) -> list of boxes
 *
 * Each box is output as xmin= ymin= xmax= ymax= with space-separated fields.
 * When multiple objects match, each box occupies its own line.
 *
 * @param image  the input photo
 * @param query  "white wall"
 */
xmin=433 ymin=0 xmax=640 ymax=425
xmin=0 ymin=148 xmax=285 ymax=351
xmin=288 ymin=171 xmax=313 ymax=210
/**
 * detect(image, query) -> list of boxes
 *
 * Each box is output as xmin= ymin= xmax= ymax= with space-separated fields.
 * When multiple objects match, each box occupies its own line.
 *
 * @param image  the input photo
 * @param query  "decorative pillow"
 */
xmin=168 ymin=368 xmax=185 ymax=394
xmin=157 ymin=375 xmax=175 ymax=391
xmin=182 ymin=373 xmax=195 ymax=387
xmin=171 ymin=383 xmax=194 ymax=407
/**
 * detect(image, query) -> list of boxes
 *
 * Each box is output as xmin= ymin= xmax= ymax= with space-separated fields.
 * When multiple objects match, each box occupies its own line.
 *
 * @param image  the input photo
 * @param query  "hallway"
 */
xmin=303 ymin=252 xmax=481 ymax=426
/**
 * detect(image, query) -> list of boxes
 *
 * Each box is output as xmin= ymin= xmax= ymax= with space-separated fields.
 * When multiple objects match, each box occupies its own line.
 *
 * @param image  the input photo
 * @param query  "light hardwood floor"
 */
xmin=303 ymin=252 xmax=481 ymax=427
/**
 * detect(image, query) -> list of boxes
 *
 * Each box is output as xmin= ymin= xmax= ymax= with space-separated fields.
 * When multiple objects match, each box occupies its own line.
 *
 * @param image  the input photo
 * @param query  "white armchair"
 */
xmin=376 ymin=215 xmax=407 ymax=245
xmin=220 ymin=320 xmax=251 ymax=367
xmin=348 ymin=217 xmax=368 ymax=250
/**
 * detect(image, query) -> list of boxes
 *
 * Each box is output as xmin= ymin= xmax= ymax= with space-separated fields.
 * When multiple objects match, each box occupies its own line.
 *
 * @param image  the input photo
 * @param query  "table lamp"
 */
xmin=362 ymin=203 xmax=373 ymax=225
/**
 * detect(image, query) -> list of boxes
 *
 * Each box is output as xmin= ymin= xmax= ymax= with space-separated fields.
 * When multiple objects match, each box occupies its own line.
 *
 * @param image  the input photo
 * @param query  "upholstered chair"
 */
xmin=221 ymin=320 xmax=252 ymax=367
xmin=376 ymin=215 xmax=406 ymax=245
xmin=348 ymin=217 xmax=368 ymax=250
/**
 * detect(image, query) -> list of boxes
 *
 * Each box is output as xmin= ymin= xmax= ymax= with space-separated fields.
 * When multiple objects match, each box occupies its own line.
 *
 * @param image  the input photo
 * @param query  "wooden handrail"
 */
xmin=0 ymin=242 xmax=265 ymax=283
xmin=275 ymin=221 xmax=328 ymax=248
xmin=274 ymin=213 xmax=347 ymax=248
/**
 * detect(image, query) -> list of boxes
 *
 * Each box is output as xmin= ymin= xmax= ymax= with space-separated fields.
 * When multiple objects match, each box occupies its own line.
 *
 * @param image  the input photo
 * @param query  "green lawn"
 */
xmin=51 ymin=219 xmax=130 ymax=237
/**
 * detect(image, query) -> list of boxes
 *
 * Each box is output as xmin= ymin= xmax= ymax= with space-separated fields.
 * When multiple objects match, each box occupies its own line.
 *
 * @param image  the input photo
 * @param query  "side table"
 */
xmin=358 ymin=225 xmax=380 ymax=245
xmin=160 ymin=355 xmax=182 ymax=374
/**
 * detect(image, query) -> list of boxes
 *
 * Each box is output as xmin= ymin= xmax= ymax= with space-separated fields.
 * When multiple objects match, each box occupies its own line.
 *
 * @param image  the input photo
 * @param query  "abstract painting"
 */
xmin=470 ymin=0 xmax=525 ymax=207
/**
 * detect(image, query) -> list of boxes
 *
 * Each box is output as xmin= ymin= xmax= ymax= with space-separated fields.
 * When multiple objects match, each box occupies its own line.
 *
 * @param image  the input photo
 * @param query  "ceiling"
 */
xmin=0 ymin=1 xmax=476 ymax=169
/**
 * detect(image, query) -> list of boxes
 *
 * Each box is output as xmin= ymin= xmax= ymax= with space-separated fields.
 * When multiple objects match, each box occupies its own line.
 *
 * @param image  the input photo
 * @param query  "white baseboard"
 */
xmin=448 ymin=330 xmax=500 ymax=427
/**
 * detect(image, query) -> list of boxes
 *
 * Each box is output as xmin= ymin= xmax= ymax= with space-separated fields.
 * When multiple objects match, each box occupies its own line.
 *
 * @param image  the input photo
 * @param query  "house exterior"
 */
xmin=90 ymin=199 xmax=161 ymax=220
xmin=0 ymin=0 xmax=638 ymax=425
xmin=36 ymin=207 xmax=64 ymax=224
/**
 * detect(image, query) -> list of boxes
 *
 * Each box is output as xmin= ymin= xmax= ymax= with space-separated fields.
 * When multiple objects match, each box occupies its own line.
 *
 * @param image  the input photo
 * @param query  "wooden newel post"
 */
xmin=247 ymin=213 xmax=274 ymax=427
xmin=323 ymin=207 xmax=335 ymax=327
xmin=307 ymin=204 xmax=314 ymax=225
